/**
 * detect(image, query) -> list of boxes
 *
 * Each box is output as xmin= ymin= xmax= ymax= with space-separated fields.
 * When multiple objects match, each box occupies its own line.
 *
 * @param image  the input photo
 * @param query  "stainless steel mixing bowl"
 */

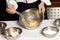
xmin=4 ymin=27 xmax=22 ymax=40
xmin=41 ymin=26 xmax=59 ymax=38
xmin=17 ymin=8 xmax=43 ymax=29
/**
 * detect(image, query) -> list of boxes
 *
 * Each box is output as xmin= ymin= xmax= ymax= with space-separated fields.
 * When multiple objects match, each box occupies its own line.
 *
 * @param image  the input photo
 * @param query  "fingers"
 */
xmin=39 ymin=7 xmax=45 ymax=14
xmin=38 ymin=5 xmax=45 ymax=13
xmin=42 ymin=7 xmax=45 ymax=13
xmin=6 ymin=8 xmax=16 ymax=14
xmin=38 ymin=5 xmax=42 ymax=13
xmin=6 ymin=4 xmax=16 ymax=14
xmin=38 ymin=2 xmax=45 ymax=13
xmin=39 ymin=8 xmax=41 ymax=13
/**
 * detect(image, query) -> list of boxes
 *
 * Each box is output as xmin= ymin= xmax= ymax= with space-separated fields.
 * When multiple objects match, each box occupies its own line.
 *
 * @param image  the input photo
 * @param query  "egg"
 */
xmin=26 ymin=20 xmax=38 ymax=27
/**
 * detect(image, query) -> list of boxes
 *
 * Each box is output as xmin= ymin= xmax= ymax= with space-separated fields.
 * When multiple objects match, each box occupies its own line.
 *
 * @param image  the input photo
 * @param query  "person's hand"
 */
xmin=6 ymin=4 xmax=16 ymax=14
xmin=38 ymin=1 xmax=45 ymax=13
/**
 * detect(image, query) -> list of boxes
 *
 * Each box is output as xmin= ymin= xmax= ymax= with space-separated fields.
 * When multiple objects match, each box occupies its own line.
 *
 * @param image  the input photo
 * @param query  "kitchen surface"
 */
xmin=0 ymin=19 xmax=60 ymax=40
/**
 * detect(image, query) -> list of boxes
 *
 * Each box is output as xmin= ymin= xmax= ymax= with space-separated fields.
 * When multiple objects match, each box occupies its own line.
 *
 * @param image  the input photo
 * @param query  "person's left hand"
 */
xmin=38 ymin=1 xmax=45 ymax=13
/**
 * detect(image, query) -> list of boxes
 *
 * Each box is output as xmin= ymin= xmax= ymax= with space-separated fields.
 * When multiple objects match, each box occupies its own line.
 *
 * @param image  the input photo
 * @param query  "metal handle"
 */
xmin=16 ymin=11 xmax=23 ymax=17
xmin=16 ymin=11 xmax=21 ymax=15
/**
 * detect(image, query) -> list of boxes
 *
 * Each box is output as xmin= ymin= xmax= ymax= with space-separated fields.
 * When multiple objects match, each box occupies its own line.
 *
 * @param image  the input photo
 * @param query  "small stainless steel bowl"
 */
xmin=0 ymin=22 xmax=7 ymax=34
xmin=4 ymin=27 xmax=22 ymax=40
xmin=54 ymin=18 xmax=60 ymax=26
xmin=0 ymin=22 xmax=7 ymax=29
xmin=41 ymin=26 xmax=59 ymax=38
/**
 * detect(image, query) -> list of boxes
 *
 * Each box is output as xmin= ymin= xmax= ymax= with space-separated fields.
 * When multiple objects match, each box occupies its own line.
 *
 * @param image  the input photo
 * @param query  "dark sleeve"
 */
xmin=0 ymin=0 xmax=19 ymax=21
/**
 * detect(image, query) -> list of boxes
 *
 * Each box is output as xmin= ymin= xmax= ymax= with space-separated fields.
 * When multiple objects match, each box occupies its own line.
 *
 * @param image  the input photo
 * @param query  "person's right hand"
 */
xmin=6 ymin=4 xmax=16 ymax=14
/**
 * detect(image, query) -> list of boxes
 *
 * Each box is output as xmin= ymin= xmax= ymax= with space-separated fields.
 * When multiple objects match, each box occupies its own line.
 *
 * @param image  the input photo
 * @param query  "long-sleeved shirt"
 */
xmin=6 ymin=0 xmax=51 ymax=9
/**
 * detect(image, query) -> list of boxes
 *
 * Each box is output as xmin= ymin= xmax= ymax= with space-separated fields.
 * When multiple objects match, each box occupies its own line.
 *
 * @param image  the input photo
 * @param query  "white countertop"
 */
xmin=0 ymin=19 xmax=60 ymax=40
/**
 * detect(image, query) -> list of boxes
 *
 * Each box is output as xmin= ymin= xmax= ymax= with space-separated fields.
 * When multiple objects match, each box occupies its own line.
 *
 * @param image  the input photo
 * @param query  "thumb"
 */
xmin=38 ymin=8 xmax=42 ymax=13
xmin=42 ymin=8 xmax=45 ymax=13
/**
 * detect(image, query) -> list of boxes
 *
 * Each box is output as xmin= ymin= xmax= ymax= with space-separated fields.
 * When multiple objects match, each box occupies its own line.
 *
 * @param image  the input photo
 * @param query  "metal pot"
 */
xmin=17 ymin=8 xmax=44 ymax=29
